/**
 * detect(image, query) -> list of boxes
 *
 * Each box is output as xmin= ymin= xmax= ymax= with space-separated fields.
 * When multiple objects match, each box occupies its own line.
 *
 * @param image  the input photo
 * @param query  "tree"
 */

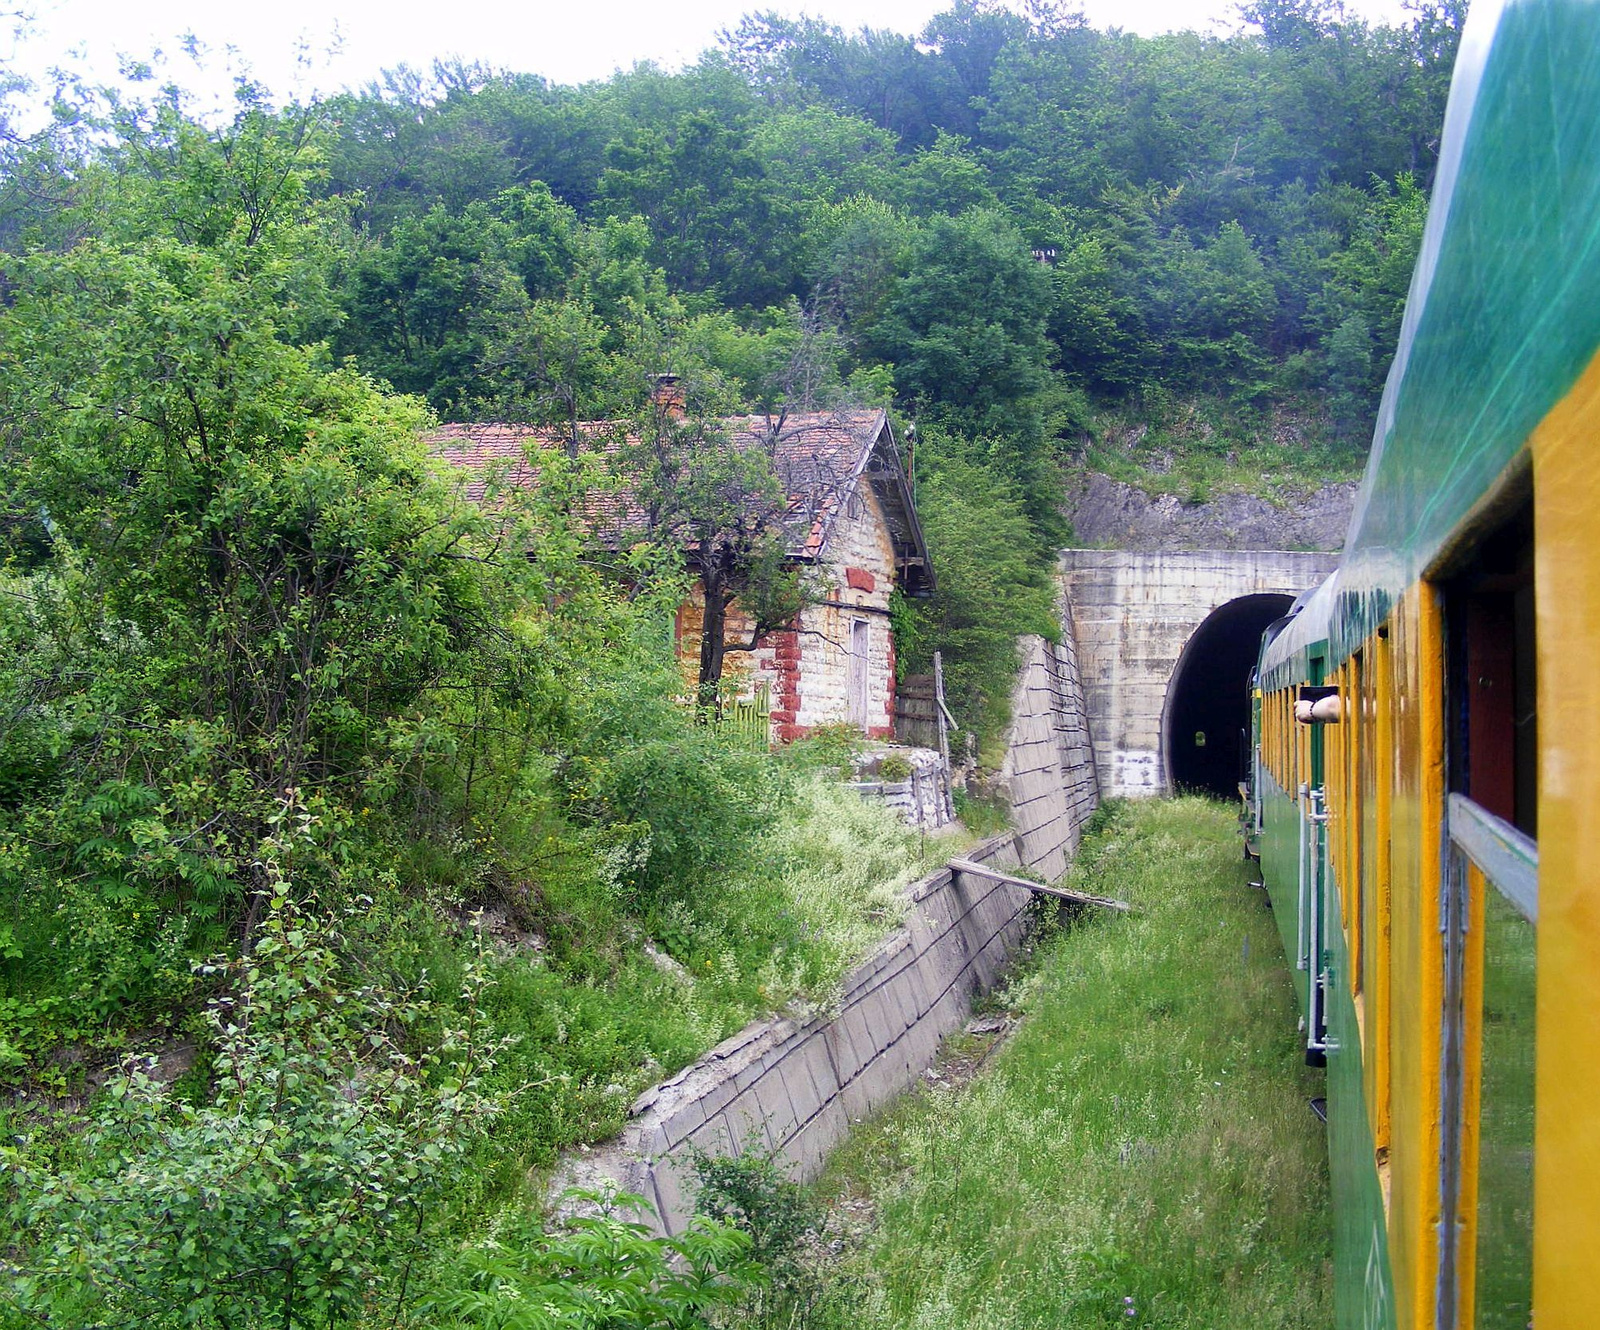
xmin=1324 ymin=311 xmax=1375 ymax=440
xmin=0 ymin=99 xmax=538 ymax=952
xmin=619 ymin=389 xmax=840 ymax=707
xmin=893 ymin=452 xmax=1058 ymax=747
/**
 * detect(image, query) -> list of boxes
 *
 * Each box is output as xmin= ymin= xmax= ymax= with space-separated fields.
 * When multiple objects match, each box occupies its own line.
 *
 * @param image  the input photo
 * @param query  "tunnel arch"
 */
xmin=1161 ymin=593 xmax=1297 ymax=798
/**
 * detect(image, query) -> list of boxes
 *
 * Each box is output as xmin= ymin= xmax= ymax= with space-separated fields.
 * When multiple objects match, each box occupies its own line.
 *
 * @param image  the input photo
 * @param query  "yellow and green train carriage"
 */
xmin=1247 ymin=1 xmax=1600 ymax=1326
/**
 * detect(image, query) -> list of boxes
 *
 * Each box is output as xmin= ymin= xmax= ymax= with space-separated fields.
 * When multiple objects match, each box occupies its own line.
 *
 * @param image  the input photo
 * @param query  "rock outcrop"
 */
xmin=1063 ymin=472 xmax=1357 ymax=552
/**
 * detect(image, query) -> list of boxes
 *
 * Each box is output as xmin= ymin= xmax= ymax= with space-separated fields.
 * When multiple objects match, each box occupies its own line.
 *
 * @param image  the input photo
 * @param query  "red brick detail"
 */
xmin=764 ymin=629 xmax=803 ymax=744
xmin=866 ymin=724 xmax=894 ymax=740
xmin=885 ymin=636 xmax=897 ymax=723
xmin=845 ymin=567 xmax=876 ymax=593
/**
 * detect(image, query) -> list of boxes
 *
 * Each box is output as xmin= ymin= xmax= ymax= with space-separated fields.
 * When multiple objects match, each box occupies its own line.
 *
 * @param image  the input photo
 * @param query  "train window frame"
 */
xmin=1364 ymin=623 xmax=1393 ymax=1159
xmin=1430 ymin=472 xmax=1539 ymax=1330
xmin=1345 ymin=650 xmax=1364 ymax=995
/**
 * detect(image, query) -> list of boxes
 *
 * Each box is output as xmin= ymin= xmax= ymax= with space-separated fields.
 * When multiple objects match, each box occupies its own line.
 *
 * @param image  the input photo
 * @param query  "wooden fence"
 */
xmin=686 ymin=682 xmax=771 ymax=749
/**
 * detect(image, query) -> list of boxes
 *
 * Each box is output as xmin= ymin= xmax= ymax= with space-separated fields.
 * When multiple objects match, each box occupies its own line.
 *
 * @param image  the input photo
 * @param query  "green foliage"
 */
xmin=1081 ymin=390 xmax=1367 ymax=503
xmin=689 ymin=1143 xmax=821 ymax=1286
xmin=1325 ymin=312 xmax=1376 ymax=441
xmin=6 ymin=877 xmax=503 ymax=1329
xmin=896 ymin=452 xmax=1060 ymax=753
xmin=864 ymin=209 xmax=1056 ymax=502
xmin=875 ymin=754 xmax=913 ymax=782
xmin=433 ymin=1188 xmax=759 ymax=1330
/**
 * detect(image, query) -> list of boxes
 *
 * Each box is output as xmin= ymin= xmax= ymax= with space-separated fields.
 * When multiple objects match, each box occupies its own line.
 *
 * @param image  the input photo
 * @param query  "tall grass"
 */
xmin=786 ymin=797 xmax=1331 ymax=1329
xmin=441 ymin=773 xmax=938 ymax=1209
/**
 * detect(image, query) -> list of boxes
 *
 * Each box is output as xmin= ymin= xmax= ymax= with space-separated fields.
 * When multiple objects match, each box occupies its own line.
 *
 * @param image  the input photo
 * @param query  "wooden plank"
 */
xmin=947 ymin=858 xmax=1133 ymax=913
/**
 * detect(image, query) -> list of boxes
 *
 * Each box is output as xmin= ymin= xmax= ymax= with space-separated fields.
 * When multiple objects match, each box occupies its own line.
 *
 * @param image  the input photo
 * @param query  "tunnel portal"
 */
xmin=1163 ymin=593 xmax=1296 ymax=799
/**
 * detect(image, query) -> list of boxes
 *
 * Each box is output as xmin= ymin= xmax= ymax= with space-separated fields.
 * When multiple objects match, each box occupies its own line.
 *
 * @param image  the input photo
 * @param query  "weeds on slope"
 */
xmin=751 ymin=797 xmax=1331 ymax=1330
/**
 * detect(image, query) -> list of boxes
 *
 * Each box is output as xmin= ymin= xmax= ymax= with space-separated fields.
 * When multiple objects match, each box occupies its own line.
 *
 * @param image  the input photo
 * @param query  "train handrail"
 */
xmin=1446 ymin=792 xmax=1538 ymax=924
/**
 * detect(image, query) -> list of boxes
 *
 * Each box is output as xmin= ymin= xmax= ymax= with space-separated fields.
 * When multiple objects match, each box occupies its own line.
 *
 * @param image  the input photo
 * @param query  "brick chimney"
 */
xmin=652 ymin=373 xmax=685 ymax=419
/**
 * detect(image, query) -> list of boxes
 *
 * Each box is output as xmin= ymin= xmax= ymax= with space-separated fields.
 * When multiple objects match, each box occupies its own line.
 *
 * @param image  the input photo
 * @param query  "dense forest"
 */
xmin=0 ymin=2 xmax=1457 ymax=1325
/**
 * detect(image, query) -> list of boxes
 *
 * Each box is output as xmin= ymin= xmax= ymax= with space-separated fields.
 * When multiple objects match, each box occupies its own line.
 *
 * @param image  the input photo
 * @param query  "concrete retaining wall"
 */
xmin=1001 ymin=623 xmax=1100 ymax=882
xmin=562 ymin=833 xmax=1035 ymax=1234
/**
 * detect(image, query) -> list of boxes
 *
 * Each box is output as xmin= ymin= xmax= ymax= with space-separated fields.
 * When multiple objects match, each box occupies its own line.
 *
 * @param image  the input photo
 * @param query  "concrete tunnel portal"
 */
xmin=1162 ymin=593 xmax=1296 ymax=799
xmin=1059 ymin=550 xmax=1340 ymax=799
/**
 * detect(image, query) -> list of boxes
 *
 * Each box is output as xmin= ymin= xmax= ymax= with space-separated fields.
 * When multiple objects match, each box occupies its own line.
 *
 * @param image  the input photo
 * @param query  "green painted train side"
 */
xmin=1258 ymin=765 xmax=1309 ymax=1024
xmin=1257 ymin=753 xmax=1398 ymax=1330
xmin=1326 ymin=871 xmax=1397 ymax=1330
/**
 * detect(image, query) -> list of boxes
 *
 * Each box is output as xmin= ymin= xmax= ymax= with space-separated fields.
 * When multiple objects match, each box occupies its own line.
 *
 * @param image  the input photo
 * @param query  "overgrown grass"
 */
xmin=1080 ymin=392 xmax=1366 ymax=506
xmin=436 ymin=773 xmax=943 ymax=1218
xmin=0 ymin=766 xmax=943 ymax=1243
xmin=780 ymin=797 xmax=1331 ymax=1329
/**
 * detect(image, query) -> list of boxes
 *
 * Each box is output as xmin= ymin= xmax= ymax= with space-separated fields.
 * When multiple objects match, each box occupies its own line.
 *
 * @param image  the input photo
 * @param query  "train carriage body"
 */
xmin=1249 ymin=2 xmax=1600 ymax=1327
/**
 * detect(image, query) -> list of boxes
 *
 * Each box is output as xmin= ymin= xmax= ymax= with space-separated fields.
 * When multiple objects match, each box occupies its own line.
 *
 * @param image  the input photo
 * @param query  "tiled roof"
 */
xmin=429 ymin=410 xmax=888 ymax=561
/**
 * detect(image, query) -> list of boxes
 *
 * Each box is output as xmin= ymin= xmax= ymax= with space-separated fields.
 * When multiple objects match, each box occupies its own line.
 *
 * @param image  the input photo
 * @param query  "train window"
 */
xmin=1444 ymin=497 xmax=1537 ymax=835
xmin=1363 ymin=627 xmax=1392 ymax=1153
xmin=1440 ymin=488 xmax=1538 ymax=1329
xmin=1471 ymin=880 xmax=1536 ymax=1330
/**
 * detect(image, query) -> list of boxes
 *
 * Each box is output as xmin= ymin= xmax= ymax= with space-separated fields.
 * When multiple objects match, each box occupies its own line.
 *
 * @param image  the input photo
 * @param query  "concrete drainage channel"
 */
xmin=554 ymin=626 xmax=1103 ymax=1233
xmin=556 ymin=831 xmax=1047 ymax=1234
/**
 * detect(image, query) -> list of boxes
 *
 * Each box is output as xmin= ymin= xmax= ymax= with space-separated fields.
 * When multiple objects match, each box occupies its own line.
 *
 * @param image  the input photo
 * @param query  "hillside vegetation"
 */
xmin=0 ymin=2 xmax=1448 ymax=1324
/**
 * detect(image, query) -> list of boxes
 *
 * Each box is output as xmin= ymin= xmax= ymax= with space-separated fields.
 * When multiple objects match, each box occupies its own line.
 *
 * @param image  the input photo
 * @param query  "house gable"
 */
xmin=428 ymin=410 xmax=934 ymax=598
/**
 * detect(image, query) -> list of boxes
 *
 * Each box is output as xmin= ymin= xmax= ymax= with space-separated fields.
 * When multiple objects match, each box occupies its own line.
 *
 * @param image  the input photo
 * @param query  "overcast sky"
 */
xmin=10 ymin=0 xmax=1416 ymax=108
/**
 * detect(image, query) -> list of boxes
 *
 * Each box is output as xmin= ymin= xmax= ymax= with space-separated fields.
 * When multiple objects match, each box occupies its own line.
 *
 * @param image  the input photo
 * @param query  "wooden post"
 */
xmin=947 ymin=858 xmax=1133 ymax=913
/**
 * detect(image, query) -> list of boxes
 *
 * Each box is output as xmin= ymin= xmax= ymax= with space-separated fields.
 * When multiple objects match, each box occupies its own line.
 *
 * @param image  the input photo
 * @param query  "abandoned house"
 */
xmin=429 ymin=404 xmax=934 ymax=743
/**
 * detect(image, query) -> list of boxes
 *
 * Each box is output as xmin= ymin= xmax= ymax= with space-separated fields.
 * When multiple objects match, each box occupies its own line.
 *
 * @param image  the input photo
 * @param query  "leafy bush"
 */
xmin=690 ymin=1144 xmax=821 ymax=1285
xmin=895 ymin=451 xmax=1059 ymax=758
xmin=5 ymin=875 xmax=503 ymax=1329
xmin=432 ymin=1187 xmax=759 ymax=1329
xmin=875 ymin=754 xmax=913 ymax=782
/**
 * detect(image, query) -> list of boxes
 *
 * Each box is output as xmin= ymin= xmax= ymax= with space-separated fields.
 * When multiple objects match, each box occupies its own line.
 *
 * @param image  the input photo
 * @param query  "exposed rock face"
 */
xmin=1063 ymin=472 xmax=1358 ymax=552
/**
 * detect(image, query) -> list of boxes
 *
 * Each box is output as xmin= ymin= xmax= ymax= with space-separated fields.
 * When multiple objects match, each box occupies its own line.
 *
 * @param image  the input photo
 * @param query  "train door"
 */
xmin=1299 ymin=647 xmax=1334 ymax=1067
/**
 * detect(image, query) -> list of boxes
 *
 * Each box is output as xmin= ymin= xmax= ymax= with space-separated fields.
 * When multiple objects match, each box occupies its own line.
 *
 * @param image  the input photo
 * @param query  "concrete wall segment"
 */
xmin=1058 ymin=548 xmax=1337 ymax=798
xmin=551 ymin=608 xmax=1106 ymax=1235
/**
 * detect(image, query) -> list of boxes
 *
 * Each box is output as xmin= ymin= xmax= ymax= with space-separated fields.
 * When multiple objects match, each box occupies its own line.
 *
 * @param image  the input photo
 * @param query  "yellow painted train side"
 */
xmin=1255 ymin=360 xmax=1600 ymax=1329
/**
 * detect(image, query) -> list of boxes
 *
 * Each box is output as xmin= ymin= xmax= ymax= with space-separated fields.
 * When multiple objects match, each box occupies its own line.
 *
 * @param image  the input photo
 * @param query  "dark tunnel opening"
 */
xmin=1164 ymin=593 xmax=1298 ymax=799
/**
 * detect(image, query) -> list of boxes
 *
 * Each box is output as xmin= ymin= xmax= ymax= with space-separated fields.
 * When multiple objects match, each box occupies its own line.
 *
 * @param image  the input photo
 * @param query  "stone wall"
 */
xmin=774 ymin=480 xmax=900 ymax=740
xmin=675 ymin=482 xmax=902 ymax=742
xmin=1000 ymin=624 xmax=1100 ymax=882
xmin=847 ymin=745 xmax=953 ymax=829
xmin=1058 ymin=549 xmax=1338 ymax=798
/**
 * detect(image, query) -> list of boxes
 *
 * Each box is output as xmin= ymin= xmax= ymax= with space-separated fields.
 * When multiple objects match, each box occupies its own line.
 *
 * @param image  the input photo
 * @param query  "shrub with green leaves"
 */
xmin=894 ymin=451 xmax=1060 ymax=758
xmin=432 ymin=1187 xmax=759 ymax=1330
xmin=4 ymin=876 xmax=504 ymax=1329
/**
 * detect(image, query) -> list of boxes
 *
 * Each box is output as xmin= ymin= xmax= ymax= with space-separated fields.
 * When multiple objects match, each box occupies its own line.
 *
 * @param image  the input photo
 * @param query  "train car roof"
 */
xmin=1327 ymin=0 xmax=1600 ymax=665
xmin=1259 ymin=570 xmax=1339 ymax=691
